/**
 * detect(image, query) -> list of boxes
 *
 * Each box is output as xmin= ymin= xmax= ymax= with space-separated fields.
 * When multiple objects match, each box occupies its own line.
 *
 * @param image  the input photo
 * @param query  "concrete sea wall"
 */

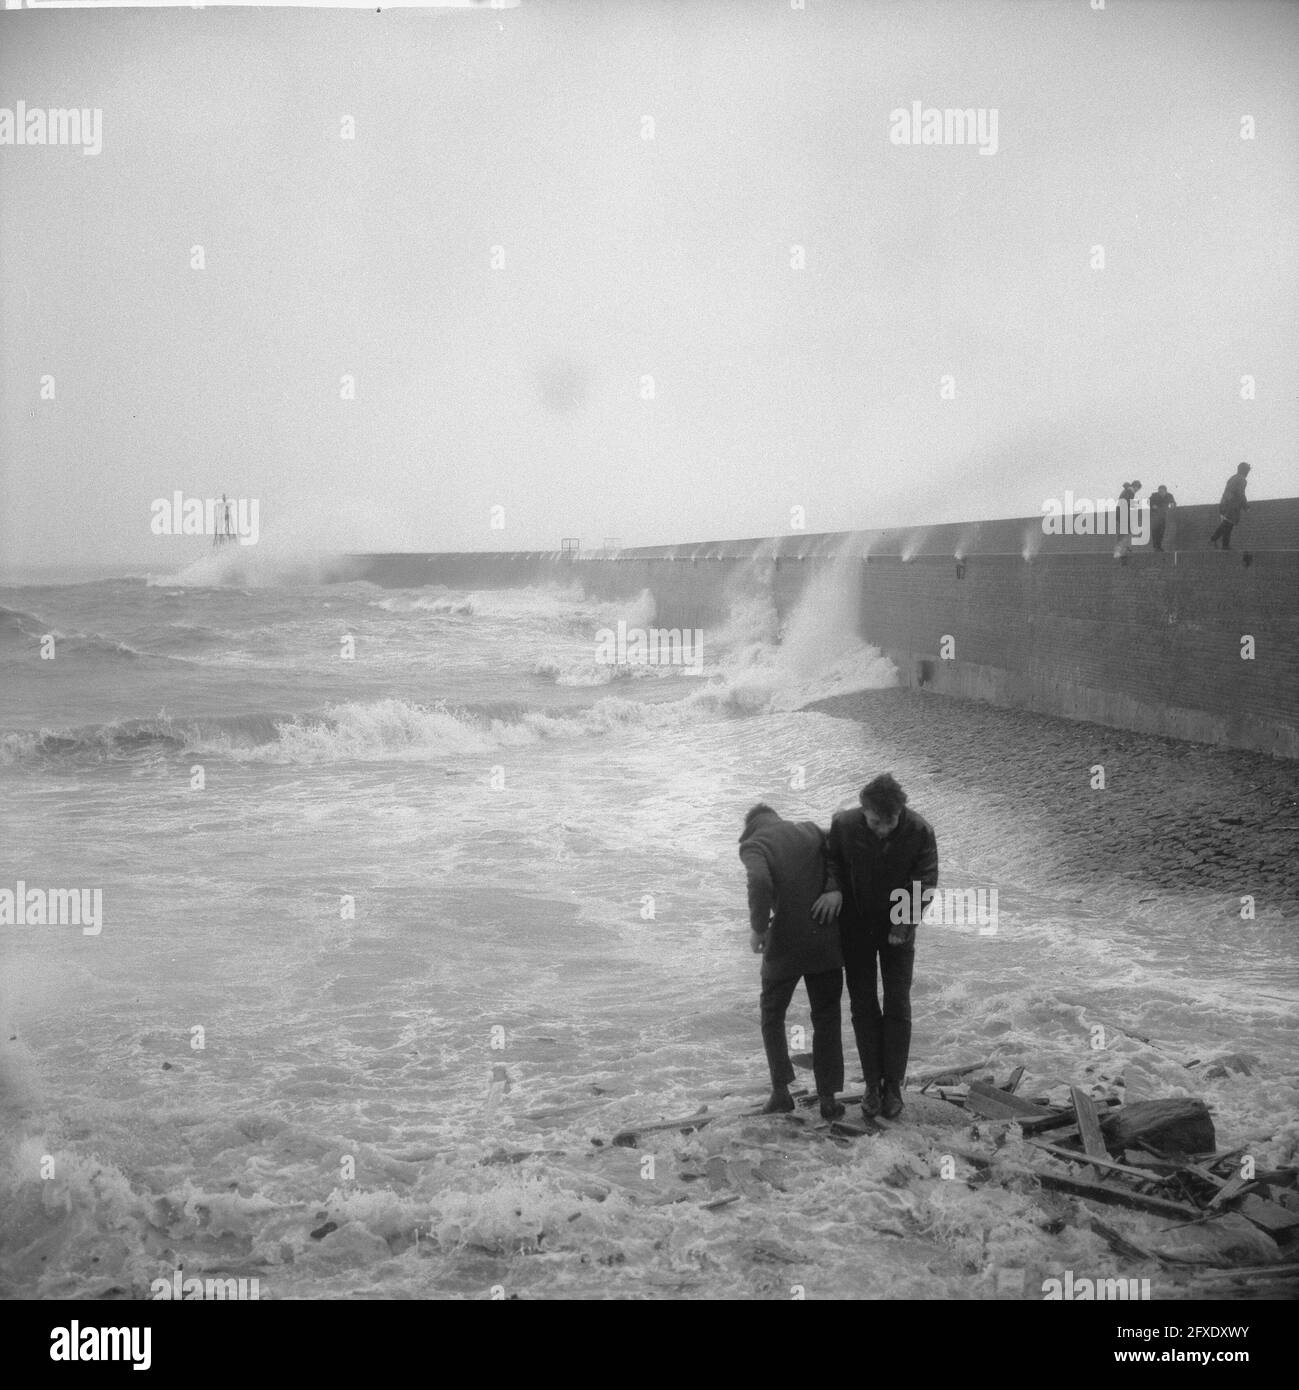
xmin=347 ymin=498 xmax=1299 ymax=758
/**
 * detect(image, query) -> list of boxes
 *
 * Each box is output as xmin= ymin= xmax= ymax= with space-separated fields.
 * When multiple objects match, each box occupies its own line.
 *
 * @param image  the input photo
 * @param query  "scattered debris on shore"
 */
xmin=568 ymin=1053 xmax=1298 ymax=1290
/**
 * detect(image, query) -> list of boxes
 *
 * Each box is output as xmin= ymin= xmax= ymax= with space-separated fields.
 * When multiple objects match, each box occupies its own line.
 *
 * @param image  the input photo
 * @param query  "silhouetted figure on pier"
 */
xmin=814 ymin=774 xmax=937 ymax=1123
xmin=1116 ymin=480 xmax=1141 ymax=552
xmin=1149 ymin=484 xmax=1176 ymax=551
xmin=1210 ymin=463 xmax=1250 ymax=550
xmin=738 ymin=805 xmax=845 ymax=1120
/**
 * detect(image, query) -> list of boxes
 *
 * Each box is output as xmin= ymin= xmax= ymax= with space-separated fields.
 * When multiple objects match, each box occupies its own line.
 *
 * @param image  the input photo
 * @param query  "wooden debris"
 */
xmin=1088 ymin=1216 xmax=1156 ymax=1264
xmin=1071 ymin=1087 xmax=1110 ymax=1180
xmin=701 ymin=1194 xmax=741 ymax=1212
xmin=1029 ymin=1169 xmax=1203 ymax=1220
xmin=966 ymin=1080 xmax=1054 ymax=1121
xmin=611 ymin=1108 xmax=720 ymax=1146
xmin=1180 ymin=1161 xmax=1233 ymax=1191
xmin=1207 ymin=1171 xmax=1252 ymax=1208
xmin=1122 ymin=1149 xmax=1183 ymax=1174
xmin=913 ymin=1059 xmax=992 ymax=1091
xmin=1030 ymin=1141 xmax=1178 ymax=1185
xmin=964 ymin=1089 xmax=1024 ymax=1120
xmin=1237 ymin=1195 xmax=1299 ymax=1236
xmin=1100 ymin=1098 xmax=1215 ymax=1156
xmin=1001 ymin=1065 xmax=1026 ymax=1095
xmin=1190 ymin=1261 xmax=1299 ymax=1281
xmin=1018 ymin=1098 xmax=1121 ymax=1137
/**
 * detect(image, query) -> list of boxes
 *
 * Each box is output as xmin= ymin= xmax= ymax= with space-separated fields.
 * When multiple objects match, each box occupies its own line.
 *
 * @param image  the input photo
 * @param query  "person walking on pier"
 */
xmin=738 ymin=804 xmax=846 ymax=1120
xmin=1116 ymin=480 xmax=1141 ymax=553
xmin=813 ymin=774 xmax=937 ymax=1122
xmin=1149 ymin=484 xmax=1177 ymax=552
xmin=1210 ymin=462 xmax=1251 ymax=550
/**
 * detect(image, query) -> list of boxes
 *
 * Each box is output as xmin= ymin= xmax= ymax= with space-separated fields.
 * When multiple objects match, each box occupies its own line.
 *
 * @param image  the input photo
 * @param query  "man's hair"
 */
xmin=859 ymin=774 xmax=907 ymax=818
xmin=744 ymin=802 xmax=777 ymax=828
xmin=1237 ymin=461 xmax=1250 ymax=473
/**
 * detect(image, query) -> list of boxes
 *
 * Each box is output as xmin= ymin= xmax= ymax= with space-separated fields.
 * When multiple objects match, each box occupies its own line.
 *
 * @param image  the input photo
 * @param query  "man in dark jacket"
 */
xmin=739 ymin=804 xmax=845 ymax=1120
xmin=1149 ymin=484 xmax=1176 ymax=552
xmin=813 ymin=774 xmax=937 ymax=1122
xmin=1210 ymin=462 xmax=1250 ymax=549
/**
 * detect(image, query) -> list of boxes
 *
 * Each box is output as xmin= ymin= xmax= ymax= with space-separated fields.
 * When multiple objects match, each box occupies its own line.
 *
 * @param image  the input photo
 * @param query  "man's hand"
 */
xmin=750 ymin=931 xmax=767 ymax=954
xmin=888 ymin=924 xmax=914 ymax=947
xmin=811 ymin=891 xmax=842 ymax=924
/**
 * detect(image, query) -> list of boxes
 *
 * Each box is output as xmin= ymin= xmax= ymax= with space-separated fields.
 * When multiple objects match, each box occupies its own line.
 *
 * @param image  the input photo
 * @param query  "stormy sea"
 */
xmin=2 ymin=552 xmax=1295 ymax=1299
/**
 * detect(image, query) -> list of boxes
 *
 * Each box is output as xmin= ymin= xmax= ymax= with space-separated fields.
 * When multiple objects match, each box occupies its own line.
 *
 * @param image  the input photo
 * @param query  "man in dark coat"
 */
xmin=739 ymin=804 xmax=845 ymax=1119
xmin=1210 ymin=462 xmax=1250 ymax=550
xmin=813 ymin=774 xmax=937 ymax=1121
xmin=1149 ymin=484 xmax=1176 ymax=552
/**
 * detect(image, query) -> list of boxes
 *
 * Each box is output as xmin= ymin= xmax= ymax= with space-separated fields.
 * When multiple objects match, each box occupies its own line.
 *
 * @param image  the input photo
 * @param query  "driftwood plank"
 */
xmin=611 ymin=1109 xmax=720 ymax=1146
xmin=1237 ymin=1195 xmax=1299 ymax=1234
xmin=1207 ymin=1171 xmax=1252 ymax=1209
xmin=1122 ymin=1150 xmax=1183 ymax=1174
xmin=1019 ymin=1098 xmax=1120 ymax=1136
xmin=968 ymin=1080 xmax=1055 ymax=1120
xmin=1031 ymin=1141 xmax=1178 ymax=1185
xmin=1072 ymin=1088 xmax=1110 ymax=1178
xmin=830 ymin=1119 xmax=877 ymax=1139
xmin=1190 ymin=1261 xmax=1299 ymax=1281
xmin=1181 ymin=1161 xmax=1230 ymax=1190
xmin=1002 ymin=1065 xmax=1026 ymax=1095
xmin=913 ymin=1059 xmax=992 ymax=1089
xmin=1030 ymin=1170 xmax=1202 ymax=1220
xmin=1018 ymin=1112 xmax=1080 ymax=1137
xmin=965 ymin=1088 xmax=1025 ymax=1120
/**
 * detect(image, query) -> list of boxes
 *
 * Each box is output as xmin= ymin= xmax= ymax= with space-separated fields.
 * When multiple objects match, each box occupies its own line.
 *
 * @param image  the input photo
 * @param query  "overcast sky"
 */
xmin=1 ymin=0 xmax=1296 ymax=568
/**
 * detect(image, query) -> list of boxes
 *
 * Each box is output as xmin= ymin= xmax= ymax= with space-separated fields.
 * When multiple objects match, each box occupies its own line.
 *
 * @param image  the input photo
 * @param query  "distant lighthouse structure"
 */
xmin=213 ymin=493 xmax=236 ymax=549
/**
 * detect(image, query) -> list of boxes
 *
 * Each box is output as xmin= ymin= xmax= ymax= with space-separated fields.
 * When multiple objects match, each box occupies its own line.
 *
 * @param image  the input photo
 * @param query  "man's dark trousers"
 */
xmin=843 ymin=933 xmax=915 ymax=1086
xmin=760 ymin=969 xmax=844 ymax=1096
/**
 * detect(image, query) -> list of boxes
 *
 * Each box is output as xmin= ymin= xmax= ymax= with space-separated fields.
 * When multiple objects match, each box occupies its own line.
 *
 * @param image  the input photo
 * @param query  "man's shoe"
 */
xmin=819 ymin=1095 xmax=845 ymax=1121
xmin=881 ymin=1080 xmax=904 ymax=1120
xmin=762 ymin=1087 xmax=795 ymax=1114
xmin=861 ymin=1081 xmax=882 ymax=1120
